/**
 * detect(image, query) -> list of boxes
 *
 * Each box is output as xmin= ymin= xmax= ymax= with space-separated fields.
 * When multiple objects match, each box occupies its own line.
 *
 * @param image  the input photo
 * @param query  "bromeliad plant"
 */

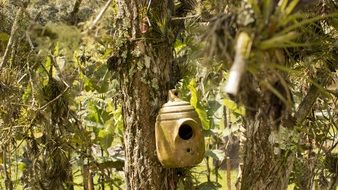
xmin=202 ymin=0 xmax=338 ymax=189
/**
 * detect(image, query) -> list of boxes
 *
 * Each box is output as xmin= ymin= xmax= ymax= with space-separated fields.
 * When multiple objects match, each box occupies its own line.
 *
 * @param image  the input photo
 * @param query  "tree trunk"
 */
xmin=115 ymin=0 xmax=179 ymax=189
xmin=238 ymin=64 xmax=333 ymax=189
xmin=240 ymin=118 xmax=294 ymax=190
xmin=238 ymin=52 xmax=295 ymax=190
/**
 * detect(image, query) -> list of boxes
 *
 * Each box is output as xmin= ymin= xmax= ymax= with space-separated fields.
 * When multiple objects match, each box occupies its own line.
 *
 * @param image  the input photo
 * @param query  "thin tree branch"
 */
xmin=89 ymin=0 xmax=113 ymax=30
xmin=38 ymin=55 xmax=70 ymax=110
xmin=25 ymin=31 xmax=34 ymax=50
xmin=38 ymin=85 xmax=69 ymax=110
xmin=294 ymin=69 xmax=332 ymax=124
xmin=70 ymin=0 xmax=83 ymax=17
xmin=172 ymin=14 xmax=199 ymax=20
xmin=69 ymin=0 xmax=83 ymax=24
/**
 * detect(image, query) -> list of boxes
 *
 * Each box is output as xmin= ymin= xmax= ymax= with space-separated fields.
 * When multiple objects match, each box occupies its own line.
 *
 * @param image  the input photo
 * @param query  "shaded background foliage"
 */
xmin=0 ymin=0 xmax=337 ymax=190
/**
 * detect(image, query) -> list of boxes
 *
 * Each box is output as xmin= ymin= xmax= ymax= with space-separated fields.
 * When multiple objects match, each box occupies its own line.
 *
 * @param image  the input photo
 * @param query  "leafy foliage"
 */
xmin=0 ymin=0 xmax=337 ymax=189
xmin=188 ymin=79 xmax=211 ymax=130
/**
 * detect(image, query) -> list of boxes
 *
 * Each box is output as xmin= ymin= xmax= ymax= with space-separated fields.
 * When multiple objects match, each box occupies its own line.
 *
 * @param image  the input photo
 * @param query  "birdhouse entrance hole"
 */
xmin=179 ymin=124 xmax=193 ymax=140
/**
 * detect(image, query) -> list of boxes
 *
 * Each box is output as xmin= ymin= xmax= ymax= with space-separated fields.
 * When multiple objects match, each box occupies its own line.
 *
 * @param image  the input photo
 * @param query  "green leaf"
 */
xmin=258 ymin=32 xmax=299 ymax=49
xmin=174 ymin=39 xmax=187 ymax=53
xmin=285 ymin=0 xmax=299 ymax=16
xmin=188 ymin=79 xmax=210 ymax=130
xmin=114 ymin=106 xmax=124 ymax=136
xmin=18 ymin=162 xmax=27 ymax=171
xmin=98 ymin=126 xmax=114 ymax=149
xmin=86 ymin=102 xmax=101 ymax=124
xmin=223 ymin=98 xmax=245 ymax=116
xmin=206 ymin=149 xmax=225 ymax=161
xmin=0 ymin=32 xmax=9 ymax=42
xmin=277 ymin=12 xmax=338 ymax=36
xmin=278 ymin=0 xmax=289 ymax=13
xmin=21 ymin=85 xmax=32 ymax=103
xmin=263 ymin=0 xmax=273 ymax=24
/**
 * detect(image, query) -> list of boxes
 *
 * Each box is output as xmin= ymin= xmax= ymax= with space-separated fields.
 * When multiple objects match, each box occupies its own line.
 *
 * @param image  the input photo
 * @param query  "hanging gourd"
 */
xmin=155 ymin=90 xmax=205 ymax=168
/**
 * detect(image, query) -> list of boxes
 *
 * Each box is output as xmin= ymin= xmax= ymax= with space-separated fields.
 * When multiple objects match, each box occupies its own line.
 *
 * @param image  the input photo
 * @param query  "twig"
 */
xmin=147 ymin=0 xmax=152 ymax=10
xmin=70 ymin=0 xmax=83 ymax=16
xmin=89 ymin=0 xmax=113 ymax=30
xmin=38 ymin=85 xmax=69 ymax=110
xmin=38 ymin=55 xmax=70 ymax=110
xmin=9 ymin=36 xmax=18 ymax=68
xmin=226 ymin=156 xmax=232 ymax=190
xmin=49 ymin=55 xmax=70 ymax=88
xmin=25 ymin=31 xmax=34 ymax=50
xmin=69 ymin=0 xmax=83 ymax=24
xmin=172 ymin=14 xmax=199 ymax=20
xmin=294 ymin=69 xmax=331 ymax=124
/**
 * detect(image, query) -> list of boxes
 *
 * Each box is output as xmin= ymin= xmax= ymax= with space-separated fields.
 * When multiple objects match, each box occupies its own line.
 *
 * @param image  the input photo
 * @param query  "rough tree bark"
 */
xmin=239 ymin=72 xmax=295 ymax=190
xmin=239 ymin=54 xmax=334 ymax=190
xmin=114 ymin=0 xmax=180 ymax=189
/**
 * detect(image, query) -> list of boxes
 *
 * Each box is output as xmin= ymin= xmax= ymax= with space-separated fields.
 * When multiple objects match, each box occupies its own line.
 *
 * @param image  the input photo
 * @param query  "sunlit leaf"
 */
xmin=18 ymin=162 xmax=26 ymax=171
xmin=285 ymin=0 xmax=299 ymax=16
xmin=98 ymin=127 xmax=114 ymax=149
xmin=223 ymin=98 xmax=245 ymax=116
xmin=188 ymin=79 xmax=210 ymax=130
xmin=33 ymin=128 xmax=43 ymax=138
xmin=259 ymin=32 xmax=299 ymax=49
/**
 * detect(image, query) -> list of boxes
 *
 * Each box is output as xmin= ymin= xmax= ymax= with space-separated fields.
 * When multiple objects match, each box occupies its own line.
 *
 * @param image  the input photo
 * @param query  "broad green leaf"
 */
xmin=223 ymin=98 xmax=245 ymax=116
xmin=86 ymin=102 xmax=101 ymax=124
xmin=21 ymin=85 xmax=32 ymax=103
xmin=53 ymin=42 xmax=60 ymax=57
xmin=188 ymin=79 xmax=210 ymax=130
xmin=98 ymin=119 xmax=115 ymax=149
xmin=112 ymin=106 xmax=124 ymax=136
xmin=106 ymin=101 xmax=115 ymax=113
xmin=98 ymin=128 xmax=114 ymax=149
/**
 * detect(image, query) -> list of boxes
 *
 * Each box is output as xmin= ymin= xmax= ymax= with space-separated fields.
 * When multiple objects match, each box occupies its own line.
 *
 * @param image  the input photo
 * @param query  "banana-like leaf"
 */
xmin=188 ymin=79 xmax=210 ymax=130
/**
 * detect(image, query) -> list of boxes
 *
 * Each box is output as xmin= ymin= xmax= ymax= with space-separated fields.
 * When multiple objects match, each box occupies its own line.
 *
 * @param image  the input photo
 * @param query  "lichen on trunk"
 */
xmin=113 ymin=0 xmax=180 ymax=189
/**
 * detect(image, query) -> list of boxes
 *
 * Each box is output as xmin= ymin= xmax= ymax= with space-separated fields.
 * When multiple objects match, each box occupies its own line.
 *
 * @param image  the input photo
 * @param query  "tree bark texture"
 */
xmin=239 ymin=73 xmax=294 ymax=190
xmin=238 ymin=50 xmax=295 ymax=190
xmin=115 ymin=0 xmax=179 ymax=189
xmin=239 ymin=51 xmax=334 ymax=190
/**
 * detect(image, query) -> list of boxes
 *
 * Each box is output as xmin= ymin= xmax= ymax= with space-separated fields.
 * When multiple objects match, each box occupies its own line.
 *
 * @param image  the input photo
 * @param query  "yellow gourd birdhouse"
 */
xmin=155 ymin=91 xmax=205 ymax=168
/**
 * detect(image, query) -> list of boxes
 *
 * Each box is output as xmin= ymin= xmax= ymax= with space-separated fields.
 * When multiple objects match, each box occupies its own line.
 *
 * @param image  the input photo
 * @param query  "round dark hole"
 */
xmin=179 ymin=124 xmax=193 ymax=140
xmin=186 ymin=148 xmax=191 ymax=153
